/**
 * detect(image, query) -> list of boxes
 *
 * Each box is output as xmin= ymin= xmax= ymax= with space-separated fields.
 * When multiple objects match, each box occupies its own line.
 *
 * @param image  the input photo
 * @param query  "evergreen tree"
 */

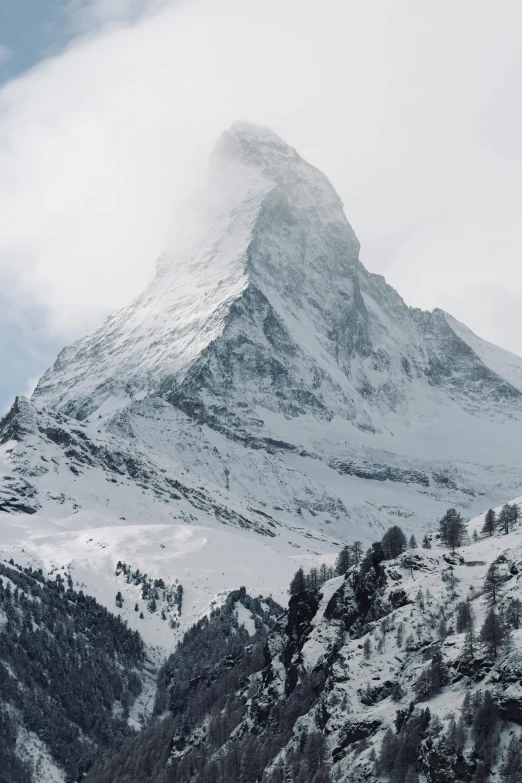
xmin=506 ymin=597 xmax=522 ymax=630
xmin=439 ymin=508 xmax=467 ymax=550
xmin=319 ymin=563 xmax=329 ymax=584
xmin=456 ymin=716 xmax=467 ymax=752
xmin=303 ymin=731 xmax=326 ymax=778
xmin=498 ymin=503 xmax=513 ymax=535
xmin=289 ymin=567 xmax=306 ymax=595
xmin=404 ymin=766 xmax=418 ymax=783
xmin=308 ymin=567 xmax=319 ymax=592
xmin=335 ymin=546 xmax=352 ymax=575
xmin=422 ymin=534 xmax=431 ymax=549
xmin=391 ymin=682 xmax=405 ymax=701
xmin=351 ymin=541 xmax=363 ymax=565
xmin=483 ymin=563 xmax=505 ymax=605
xmin=414 ymin=652 xmax=449 ymax=700
xmin=430 ymin=651 xmax=449 ymax=692
xmin=381 ymin=526 xmax=408 ymax=560
xmin=363 ymin=637 xmax=371 ymax=659
xmin=500 ymin=734 xmax=522 ymax=783
xmin=456 ymin=600 xmax=473 ymax=633
xmin=444 ymin=567 xmax=459 ymax=599
xmin=377 ymin=728 xmax=398 ymax=776
xmin=461 ymin=691 xmax=473 ymax=725
xmin=511 ymin=502 xmax=521 ymax=527
xmin=481 ymin=509 xmax=496 ymax=537
xmin=480 ymin=609 xmax=510 ymax=658
xmin=444 ymin=715 xmax=460 ymax=755
xmin=409 ymin=535 xmax=417 ymax=549
xmin=462 ymin=619 xmax=477 ymax=662
xmin=472 ymin=690 xmax=498 ymax=769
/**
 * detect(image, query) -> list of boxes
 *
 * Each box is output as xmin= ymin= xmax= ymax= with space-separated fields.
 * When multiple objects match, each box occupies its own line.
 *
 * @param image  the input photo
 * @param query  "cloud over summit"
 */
xmin=1 ymin=0 xmax=521 ymax=413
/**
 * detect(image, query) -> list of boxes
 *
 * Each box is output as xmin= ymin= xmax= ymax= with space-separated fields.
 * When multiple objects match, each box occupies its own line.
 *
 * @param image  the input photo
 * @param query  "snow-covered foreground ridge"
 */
xmin=78 ymin=498 xmax=522 ymax=783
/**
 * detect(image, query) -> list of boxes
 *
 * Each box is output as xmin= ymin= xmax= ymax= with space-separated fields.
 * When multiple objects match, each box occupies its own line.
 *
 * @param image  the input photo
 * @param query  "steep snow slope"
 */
xmin=444 ymin=311 xmax=522 ymax=393
xmin=0 ymin=514 xmax=297 ymax=651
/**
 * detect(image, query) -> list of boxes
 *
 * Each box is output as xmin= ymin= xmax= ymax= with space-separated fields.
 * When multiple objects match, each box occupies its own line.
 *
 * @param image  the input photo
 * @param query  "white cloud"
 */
xmin=0 ymin=0 xmax=521 ymax=360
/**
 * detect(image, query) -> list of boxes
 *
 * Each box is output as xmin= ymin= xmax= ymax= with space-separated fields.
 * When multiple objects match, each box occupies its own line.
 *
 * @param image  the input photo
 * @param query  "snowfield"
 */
xmin=0 ymin=515 xmax=298 ymax=651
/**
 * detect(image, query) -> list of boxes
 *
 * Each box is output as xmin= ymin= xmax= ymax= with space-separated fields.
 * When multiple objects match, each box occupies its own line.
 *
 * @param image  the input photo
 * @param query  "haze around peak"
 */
xmin=1 ymin=0 xmax=522 ymax=411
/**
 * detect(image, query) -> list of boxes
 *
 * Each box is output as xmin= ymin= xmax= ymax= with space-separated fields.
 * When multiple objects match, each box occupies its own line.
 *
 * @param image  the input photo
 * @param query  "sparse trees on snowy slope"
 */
xmin=377 ymin=707 xmax=431 ymax=782
xmin=290 ymin=529 xmax=412 ymax=596
xmin=482 ymin=503 xmax=520 ymax=538
xmin=334 ymin=541 xmax=363 ymax=574
xmin=289 ymin=564 xmax=337 ymax=595
xmin=85 ymin=589 xmax=331 ymax=783
xmin=498 ymin=502 xmax=520 ymax=535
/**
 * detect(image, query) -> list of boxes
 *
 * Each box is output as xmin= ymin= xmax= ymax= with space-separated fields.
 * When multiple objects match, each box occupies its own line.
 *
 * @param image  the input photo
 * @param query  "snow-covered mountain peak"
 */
xmin=21 ymin=123 xmax=522 ymax=543
xmin=32 ymin=122 xmax=363 ymax=420
xmin=212 ymin=121 xmax=318 ymax=186
xmin=212 ymin=120 xmax=298 ymax=169
xmin=211 ymin=120 xmax=356 ymax=249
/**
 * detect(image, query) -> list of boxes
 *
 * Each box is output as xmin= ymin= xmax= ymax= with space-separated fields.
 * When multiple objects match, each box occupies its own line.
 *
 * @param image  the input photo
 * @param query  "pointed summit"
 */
xmin=211 ymin=121 xmax=354 ymax=236
xmin=32 ymin=122 xmax=363 ymax=420
xmin=212 ymin=121 xmax=306 ymax=179
xmin=32 ymin=121 xmax=521 ymax=461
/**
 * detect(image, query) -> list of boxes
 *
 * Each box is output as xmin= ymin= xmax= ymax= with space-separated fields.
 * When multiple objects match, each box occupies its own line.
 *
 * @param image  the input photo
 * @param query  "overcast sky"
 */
xmin=1 ymin=0 xmax=522 ymax=412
